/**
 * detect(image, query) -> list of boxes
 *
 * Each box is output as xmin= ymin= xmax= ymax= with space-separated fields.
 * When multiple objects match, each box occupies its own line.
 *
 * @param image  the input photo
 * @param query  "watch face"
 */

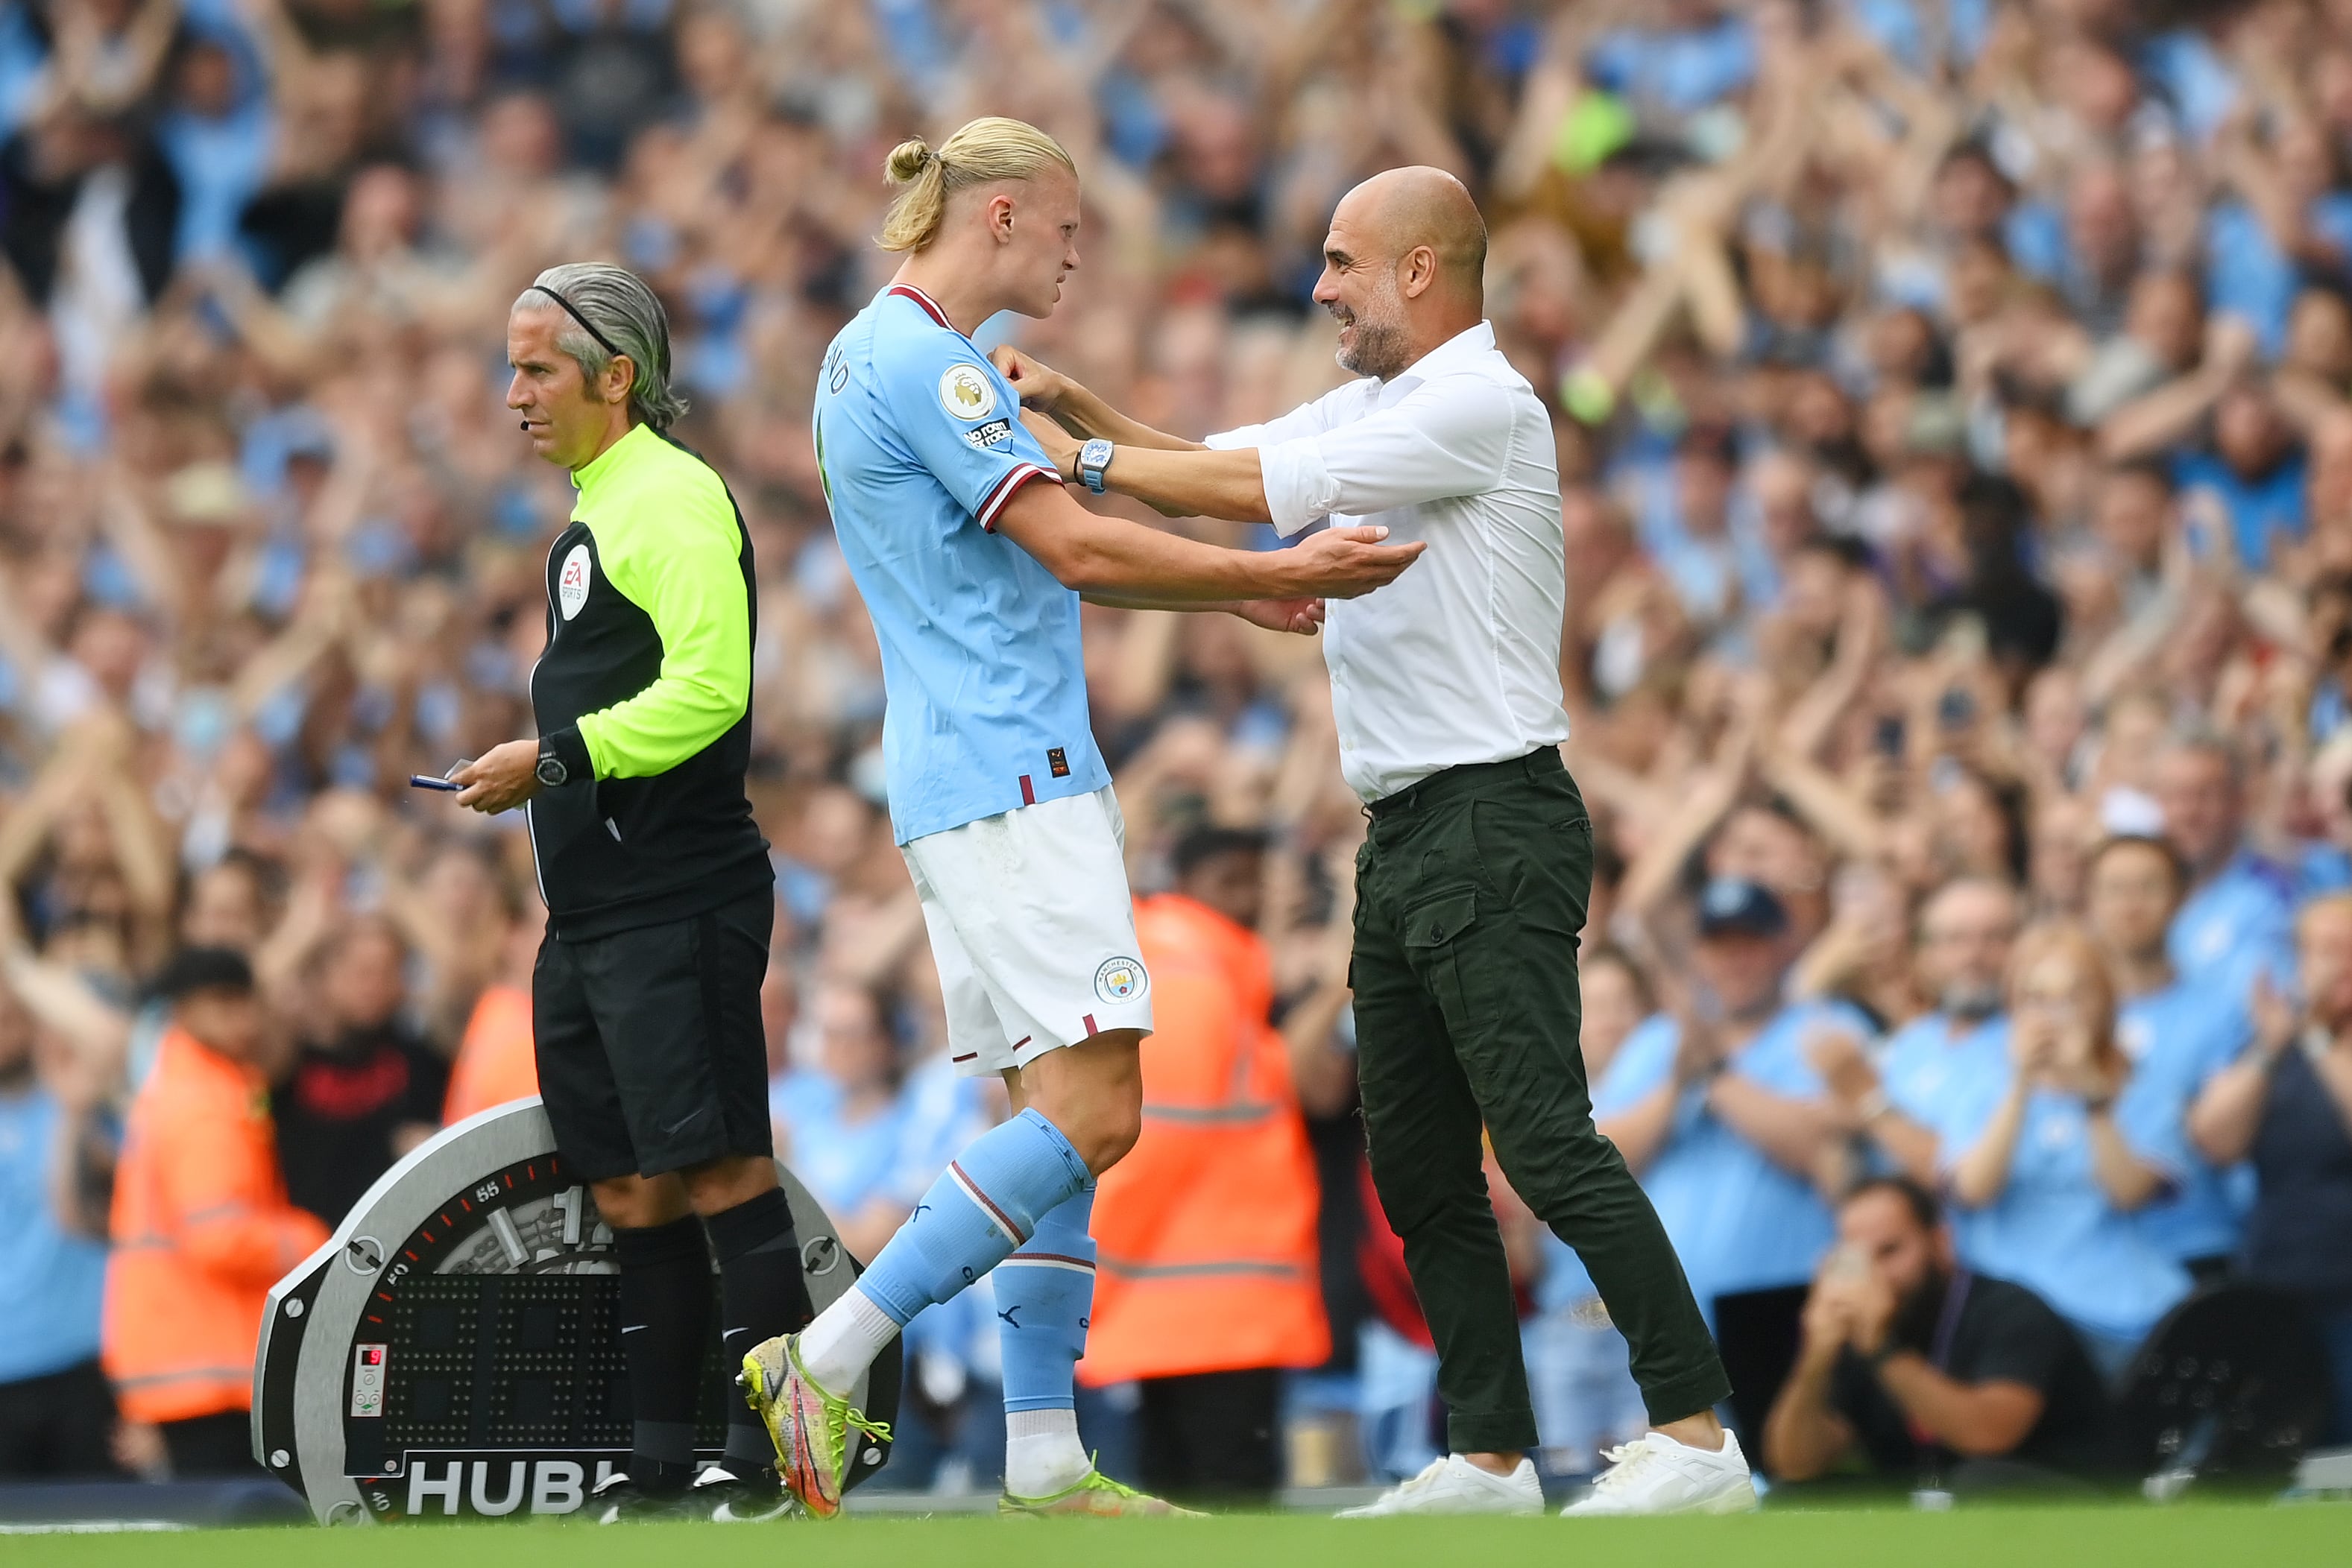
xmin=535 ymin=758 xmax=565 ymax=787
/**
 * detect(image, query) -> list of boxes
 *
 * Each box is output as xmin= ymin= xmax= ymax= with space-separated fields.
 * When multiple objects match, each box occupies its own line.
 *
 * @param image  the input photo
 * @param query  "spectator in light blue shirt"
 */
xmin=2154 ymin=728 xmax=2286 ymax=987
xmin=2168 ymin=379 xmax=2309 ymax=572
xmin=2157 ymin=731 xmax=2296 ymax=999
xmin=1630 ymin=424 xmax=1747 ymax=630
xmin=2198 ymin=117 xmax=2352 ymax=360
xmin=2085 ymin=835 xmax=2252 ymax=1277
xmin=154 ymin=37 xmax=273 ymax=263
xmin=1847 ymin=878 xmax=2019 ymax=1204
xmin=0 ymin=983 xmax=116 ymax=1476
xmin=769 ymin=982 xmax=909 ymax=1244
xmin=1585 ymin=6 xmax=1756 ymax=121
xmin=1594 ymin=879 xmax=1872 ymax=1324
xmin=1942 ymin=925 xmax=2192 ymax=1376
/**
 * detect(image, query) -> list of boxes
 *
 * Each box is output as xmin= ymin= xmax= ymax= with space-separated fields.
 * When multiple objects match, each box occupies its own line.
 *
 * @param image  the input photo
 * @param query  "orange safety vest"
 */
xmin=104 ymin=1025 xmax=330 ymax=1424
xmin=1080 ymin=894 xmax=1330 ymax=1385
xmin=443 ymin=983 xmax=538 ymax=1125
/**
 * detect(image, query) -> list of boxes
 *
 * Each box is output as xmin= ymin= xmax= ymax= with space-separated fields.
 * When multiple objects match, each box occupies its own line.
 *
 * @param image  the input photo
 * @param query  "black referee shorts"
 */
xmin=533 ymin=886 xmax=775 ymax=1183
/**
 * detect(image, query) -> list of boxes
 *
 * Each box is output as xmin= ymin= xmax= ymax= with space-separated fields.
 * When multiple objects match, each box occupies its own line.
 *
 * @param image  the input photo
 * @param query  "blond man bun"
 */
xmin=878 ymin=116 xmax=1076 ymax=253
xmin=885 ymin=136 xmax=933 ymax=185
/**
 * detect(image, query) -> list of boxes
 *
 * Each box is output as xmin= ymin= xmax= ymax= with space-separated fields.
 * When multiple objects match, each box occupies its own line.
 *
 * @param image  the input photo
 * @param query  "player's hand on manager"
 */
xmin=1236 ymin=598 xmax=1325 ymax=636
xmin=1284 ymin=525 xmax=1425 ymax=599
xmin=452 ymin=738 xmax=542 ymax=814
xmin=991 ymin=345 xmax=1071 ymax=417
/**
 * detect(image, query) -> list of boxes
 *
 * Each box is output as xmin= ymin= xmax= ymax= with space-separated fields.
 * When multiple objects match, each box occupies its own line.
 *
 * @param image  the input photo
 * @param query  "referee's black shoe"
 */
xmin=690 ymin=1461 xmax=798 ymax=1523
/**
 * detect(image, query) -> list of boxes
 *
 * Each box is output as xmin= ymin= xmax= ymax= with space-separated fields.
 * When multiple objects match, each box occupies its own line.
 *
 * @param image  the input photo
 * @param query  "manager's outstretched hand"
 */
xmin=1287 ymin=524 xmax=1424 ymax=599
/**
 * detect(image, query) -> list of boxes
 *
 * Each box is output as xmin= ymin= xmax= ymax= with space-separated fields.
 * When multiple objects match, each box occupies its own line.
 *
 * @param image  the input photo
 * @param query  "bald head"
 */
xmin=1316 ymin=165 xmax=1488 ymax=380
xmin=1345 ymin=166 xmax=1487 ymax=289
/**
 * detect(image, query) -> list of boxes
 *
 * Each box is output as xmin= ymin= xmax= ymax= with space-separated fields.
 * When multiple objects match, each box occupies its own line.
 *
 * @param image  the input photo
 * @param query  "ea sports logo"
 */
xmin=558 ymin=544 xmax=592 ymax=620
xmin=1094 ymin=956 xmax=1147 ymax=1005
xmin=938 ymin=363 xmax=995 ymax=421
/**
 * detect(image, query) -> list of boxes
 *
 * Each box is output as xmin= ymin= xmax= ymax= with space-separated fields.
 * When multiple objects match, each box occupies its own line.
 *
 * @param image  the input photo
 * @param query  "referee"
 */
xmin=454 ymin=263 xmax=804 ymax=1523
xmin=995 ymin=168 xmax=1752 ymax=1516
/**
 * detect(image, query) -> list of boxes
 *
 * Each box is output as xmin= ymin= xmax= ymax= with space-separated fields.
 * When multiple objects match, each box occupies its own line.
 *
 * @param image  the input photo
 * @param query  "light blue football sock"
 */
xmin=856 ymin=1107 xmax=1091 ymax=1327
xmin=994 ymin=1183 xmax=1097 ymax=1413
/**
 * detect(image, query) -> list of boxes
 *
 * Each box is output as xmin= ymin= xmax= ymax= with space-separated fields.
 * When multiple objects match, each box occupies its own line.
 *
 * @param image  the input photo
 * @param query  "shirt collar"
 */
xmin=1383 ymin=320 xmax=1498 ymax=390
xmin=572 ymin=420 xmax=653 ymax=496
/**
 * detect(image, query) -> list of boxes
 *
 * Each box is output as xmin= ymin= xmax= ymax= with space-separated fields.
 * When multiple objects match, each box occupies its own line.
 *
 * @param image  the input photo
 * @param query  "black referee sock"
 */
xmin=611 ymin=1214 xmax=712 ymax=1494
xmin=704 ymin=1186 xmax=814 ymax=1470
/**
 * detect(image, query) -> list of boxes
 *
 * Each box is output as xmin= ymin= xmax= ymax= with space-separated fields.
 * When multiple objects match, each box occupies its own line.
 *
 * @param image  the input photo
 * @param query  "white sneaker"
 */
xmin=1337 ymin=1455 xmax=1543 ymax=1517
xmin=1560 ymin=1430 xmax=1757 ymax=1516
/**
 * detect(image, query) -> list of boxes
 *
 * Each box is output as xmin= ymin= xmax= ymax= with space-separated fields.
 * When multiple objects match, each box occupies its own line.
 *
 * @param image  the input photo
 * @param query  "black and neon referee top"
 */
xmin=529 ymin=423 xmax=769 ymax=940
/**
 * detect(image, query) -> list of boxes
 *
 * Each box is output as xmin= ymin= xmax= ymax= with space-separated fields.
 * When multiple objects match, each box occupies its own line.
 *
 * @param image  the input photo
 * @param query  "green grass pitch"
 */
xmin=8 ymin=1501 xmax=2348 ymax=1568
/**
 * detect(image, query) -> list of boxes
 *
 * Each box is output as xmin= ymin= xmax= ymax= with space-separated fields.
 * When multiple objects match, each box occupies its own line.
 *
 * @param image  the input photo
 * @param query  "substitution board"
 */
xmin=253 ymin=1098 xmax=899 ymax=1523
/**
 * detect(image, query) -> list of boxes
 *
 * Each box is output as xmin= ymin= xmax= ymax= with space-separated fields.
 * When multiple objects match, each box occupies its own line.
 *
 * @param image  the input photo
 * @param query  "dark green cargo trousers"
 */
xmin=1352 ymin=747 xmax=1730 ymax=1454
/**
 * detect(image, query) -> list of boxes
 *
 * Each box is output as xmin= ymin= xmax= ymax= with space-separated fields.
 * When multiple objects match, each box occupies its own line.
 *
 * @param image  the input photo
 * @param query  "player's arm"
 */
xmin=1079 ymin=591 xmax=1325 ymax=636
xmin=1006 ymin=350 xmax=1514 ymax=535
xmin=994 ymin=346 xmax=1321 ymax=520
xmin=991 ymin=476 xmax=1419 ymax=604
xmin=994 ymin=346 xmax=1206 ymax=453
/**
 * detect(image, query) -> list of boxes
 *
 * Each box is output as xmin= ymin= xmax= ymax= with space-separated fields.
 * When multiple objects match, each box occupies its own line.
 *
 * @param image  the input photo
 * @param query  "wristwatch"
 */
xmin=1077 ymin=437 xmax=1114 ymax=493
xmin=535 ymin=741 xmax=569 ymax=789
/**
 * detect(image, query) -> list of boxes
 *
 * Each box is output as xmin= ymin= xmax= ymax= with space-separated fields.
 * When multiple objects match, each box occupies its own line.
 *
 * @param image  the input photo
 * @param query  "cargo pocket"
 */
xmin=1402 ymin=886 xmax=1481 ymax=1034
xmin=1404 ymin=888 xmax=1478 ymax=950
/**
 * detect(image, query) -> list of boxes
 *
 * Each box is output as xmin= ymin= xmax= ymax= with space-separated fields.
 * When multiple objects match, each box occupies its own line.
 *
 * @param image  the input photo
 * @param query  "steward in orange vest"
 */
xmin=105 ymin=949 xmax=330 ymax=1475
xmin=1082 ymin=827 xmax=1329 ymax=1499
xmin=442 ymin=983 xmax=537 ymax=1125
xmin=442 ymin=908 xmax=543 ymax=1125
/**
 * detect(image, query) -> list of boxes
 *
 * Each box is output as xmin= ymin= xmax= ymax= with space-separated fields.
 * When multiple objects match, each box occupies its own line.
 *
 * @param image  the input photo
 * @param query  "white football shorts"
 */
xmin=901 ymin=785 xmax=1154 ymax=1078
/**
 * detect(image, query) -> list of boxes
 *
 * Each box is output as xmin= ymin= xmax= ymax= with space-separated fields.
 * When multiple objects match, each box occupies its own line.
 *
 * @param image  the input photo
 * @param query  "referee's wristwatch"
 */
xmin=1076 ymin=437 xmax=1114 ymax=493
xmin=535 ymin=739 xmax=570 ymax=789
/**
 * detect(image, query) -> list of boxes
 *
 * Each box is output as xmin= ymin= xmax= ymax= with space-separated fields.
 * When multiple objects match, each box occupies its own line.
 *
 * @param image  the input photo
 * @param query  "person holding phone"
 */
xmin=1762 ymin=1177 xmax=2114 ymax=1490
xmin=447 ymin=262 xmax=812 ymax=1522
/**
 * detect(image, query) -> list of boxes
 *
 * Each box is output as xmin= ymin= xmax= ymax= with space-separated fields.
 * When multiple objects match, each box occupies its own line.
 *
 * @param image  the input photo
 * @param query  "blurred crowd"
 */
xmin=4 ymin=0 xmax=2352 ymax=1500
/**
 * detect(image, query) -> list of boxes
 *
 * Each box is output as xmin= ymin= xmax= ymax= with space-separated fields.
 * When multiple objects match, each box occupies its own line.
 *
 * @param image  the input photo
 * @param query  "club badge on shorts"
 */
xmin=938 ymin=363 xmax=996 ymax=420
xmin=1094 ymin=955 xmax=1149 ymax=1005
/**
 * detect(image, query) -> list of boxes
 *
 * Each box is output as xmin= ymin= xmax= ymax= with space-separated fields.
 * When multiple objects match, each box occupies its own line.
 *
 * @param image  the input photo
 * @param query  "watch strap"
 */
xmin=540 ymin=726 xmax=592 ymax=785
xmin=1078 ymin=438 xmax=1114 ymax=493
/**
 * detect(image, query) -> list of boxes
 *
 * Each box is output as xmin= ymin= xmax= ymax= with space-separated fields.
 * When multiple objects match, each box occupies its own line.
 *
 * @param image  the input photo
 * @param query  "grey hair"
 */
xmin=511 ymin=262 xmax=687 ymax=430
xmin=2162 ymin=721 xmax=2245 ymax=788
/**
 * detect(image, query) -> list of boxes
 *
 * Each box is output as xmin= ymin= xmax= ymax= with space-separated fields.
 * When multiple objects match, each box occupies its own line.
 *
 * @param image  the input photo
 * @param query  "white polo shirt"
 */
xmin=1205 ymin=320 xmax=1568 ymax=801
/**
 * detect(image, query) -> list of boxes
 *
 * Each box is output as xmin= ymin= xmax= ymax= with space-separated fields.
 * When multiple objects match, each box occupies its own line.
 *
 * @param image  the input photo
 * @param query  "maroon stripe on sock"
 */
xmin=950 ymin=1160 xmax=1025 ymax=1241
xmin=1003 ymin=1252 xmax=1095 ymax=1269
xmin=950 ymin=1052 xmax=979 ymax=1063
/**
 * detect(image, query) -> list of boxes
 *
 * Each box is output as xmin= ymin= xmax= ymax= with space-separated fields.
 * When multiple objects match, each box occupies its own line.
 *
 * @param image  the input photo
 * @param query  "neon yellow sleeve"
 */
xmin=573 ymin=468 xmax=751 ymax=780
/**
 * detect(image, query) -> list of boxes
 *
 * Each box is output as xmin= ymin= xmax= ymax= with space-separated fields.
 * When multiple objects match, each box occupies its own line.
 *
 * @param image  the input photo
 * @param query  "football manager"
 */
xmin=451 ymin=262 xmax=805 ymax=1523
xmin=994 ymin=165 xmax=1750 ymax=1516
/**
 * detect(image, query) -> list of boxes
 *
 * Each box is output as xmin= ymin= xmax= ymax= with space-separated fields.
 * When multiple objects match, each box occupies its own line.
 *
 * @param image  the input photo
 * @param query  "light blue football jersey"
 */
xmin=814 ymin=284 xmax=1109 ymax=844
